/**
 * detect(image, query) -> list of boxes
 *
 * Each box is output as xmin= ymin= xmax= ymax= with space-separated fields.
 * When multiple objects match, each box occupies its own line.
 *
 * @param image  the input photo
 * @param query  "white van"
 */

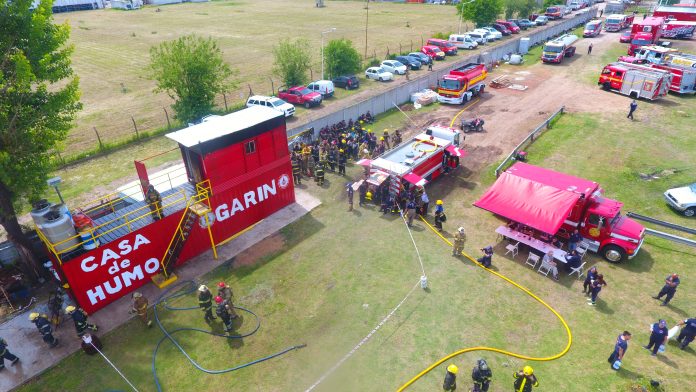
xmin=306 ymin=80 xmax=335 ymax=98
xmin=448 ymin=34 xmax=478 ymax=49
xmin=466 ymin=31 xmax=488 ymax=45
xmin=246 ymin=95 xmax=295 ymax=118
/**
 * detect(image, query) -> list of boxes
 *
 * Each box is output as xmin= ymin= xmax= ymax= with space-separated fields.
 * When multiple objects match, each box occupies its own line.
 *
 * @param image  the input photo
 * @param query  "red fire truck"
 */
xmin=474 ymin=162 xmax=645 ymax=263
xmin=541 ymin=34 xmax=578 ymax=64
xmin=598 ymin=62 xmax=672 ymax=100
xmin=620 ymin=46 xmax=696 ymax=94
xmin=359 ymin=125 xmax=465 ymax=195
xmin=628 ymin=17 xmax=665 ymax=55
xmin=605 ymin=14 xmax=634 ymax=32
xmin=662 ymin=20 xmax=696 ymax=38
xmin=34 ymin=106 xmax=296 ymax=313
xmin=653 ymin=5 xmax=696 ymax=22
xmin=437 ymin=63 xmax=487 ymax=105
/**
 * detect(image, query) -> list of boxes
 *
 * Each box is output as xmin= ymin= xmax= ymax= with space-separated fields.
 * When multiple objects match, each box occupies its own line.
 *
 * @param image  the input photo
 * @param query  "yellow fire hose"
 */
xmin=396 ymin=217 xmax=573 ymax=391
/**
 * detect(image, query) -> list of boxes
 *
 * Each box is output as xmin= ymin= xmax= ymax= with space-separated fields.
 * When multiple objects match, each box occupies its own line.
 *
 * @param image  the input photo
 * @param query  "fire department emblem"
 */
xmin=588 ymin=227 xmax=600 ymax=237
xmin=278 ymin=174 xmax=290 ymax=189
xmin=198 ymin=212 xmax=216 ymax=229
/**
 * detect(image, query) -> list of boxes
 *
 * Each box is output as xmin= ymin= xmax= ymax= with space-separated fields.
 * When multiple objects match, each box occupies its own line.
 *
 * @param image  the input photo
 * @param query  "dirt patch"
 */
xmin=232 ymin=233 xmax=285 ymax=268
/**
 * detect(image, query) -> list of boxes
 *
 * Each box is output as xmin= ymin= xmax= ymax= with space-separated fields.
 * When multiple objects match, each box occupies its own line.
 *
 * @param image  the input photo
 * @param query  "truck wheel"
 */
xmin=602 ymin=245 xmax=626 ymax=263
xmin=684 ymin=207 xmax=696 ymax=217
xmin=304 ymin=102 xmax=311 ymax=109
xmin=602 ymin=82 xmax=611 ymax=91
xmin=378 ymin=77 xmax=383 ymax=82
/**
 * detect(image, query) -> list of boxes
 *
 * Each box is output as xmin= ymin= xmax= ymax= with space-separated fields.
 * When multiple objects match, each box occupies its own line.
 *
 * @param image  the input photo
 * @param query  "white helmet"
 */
xmin=458 ymin=227 xmax=465 ymax=234
xmin=198 ymin=285 xmax=208 ymax=292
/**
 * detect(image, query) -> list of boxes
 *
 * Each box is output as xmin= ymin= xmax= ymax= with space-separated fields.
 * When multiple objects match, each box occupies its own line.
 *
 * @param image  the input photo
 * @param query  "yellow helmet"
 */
xmin=342 ymin=139 xmax=346 ymax=144
xmin=339 ymin=149 xmax=344 ymax=153
xmin=447 ymin=364 xmax=458 ymax=374
xmin=29 ymin=312 xmax=40 ymax=321
xmin=65 ymin=305 xmax=76 ymax=314
xmin=436 ymin=200 xmax=443 ymax=205
xmin=367 ymin=129 xmax=372 ymax=133
xmin=523 ymin=366 xmax=534 ymax=375
xmin=380 ymin=137 xmax=385 ymax=141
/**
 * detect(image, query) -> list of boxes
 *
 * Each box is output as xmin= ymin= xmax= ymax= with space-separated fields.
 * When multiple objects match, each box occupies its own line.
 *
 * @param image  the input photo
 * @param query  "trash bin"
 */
xmin=519 ymin=38 xmax=530 ymax=55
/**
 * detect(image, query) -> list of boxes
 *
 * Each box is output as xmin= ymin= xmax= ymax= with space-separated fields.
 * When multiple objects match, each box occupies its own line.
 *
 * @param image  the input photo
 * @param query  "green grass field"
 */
xmin=21 ymin=110 xmax=696 ymax=392
xmin=54 ymin=0 xmax=473 ymax=153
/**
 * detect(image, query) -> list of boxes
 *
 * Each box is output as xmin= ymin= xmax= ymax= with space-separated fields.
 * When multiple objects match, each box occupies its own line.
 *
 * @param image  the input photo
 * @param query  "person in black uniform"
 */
xmin=644 ymin=319 xmax=668 ymax=356
xmin=564 ymin=250 xmax=581 ymax=269
xmin=653 ymin=273 xmax=680 ymax=306
xmin=513 ymin=366 xmax=538 ymax=391
xmin=215 ymin=296 xmax=234 ymax=333
xmin=65 ymin=305 xmax=98 ymax=337
xmin=29 ymin=312 xmax=58 ymax=348
xmin=676 ymin=317 xmax=696 ymax=350
xmin=471 ymin=358 xmax=492 ymax=392
xmin=328 ymin=148 xmax=337 ymax=172
xmin=338 ymin=149 xmax=347 ymax=175
xmin=608 ymin=331 xmax=631 ymax=370
xmin=443 ymin=364 xmax=457 ymax=391
xmin=478 ymin=246 xmax=494 ymax=268
xmin=582 ymin=266 xmax=598 ymax=295
xmin=0 ymin=338 xmax=19 ymax=370
xmin=291 ymin=155 xmax=302 ymax=185
xmin=198 ymin=285 xmax=216 ymax=322
xmin=315 ymin=162 xmax=325 ymax=186
xmin=146 ymin=184 xmax=163 ymax=221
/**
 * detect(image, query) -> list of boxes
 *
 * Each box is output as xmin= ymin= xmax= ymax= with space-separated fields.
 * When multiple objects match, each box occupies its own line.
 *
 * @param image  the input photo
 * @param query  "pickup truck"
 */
xmin=277 ymin=86 xmax=322 ymax=108
xmin=664 ymin=183 xmax=696 ymax=217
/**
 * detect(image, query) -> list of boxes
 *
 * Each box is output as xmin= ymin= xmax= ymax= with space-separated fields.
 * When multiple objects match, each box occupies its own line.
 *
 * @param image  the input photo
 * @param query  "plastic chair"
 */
xmin=576 ymin=243 xmax=589 ymax=260
xmin=569 ymin=261 xmax=586 ymax=279
xmin=525 ymin=252 xmax=540 ymax=269
xmin=538 ymin=261 xmax=552 ymax=277
xmin=505 ymin=242 xmax=519 ymax=258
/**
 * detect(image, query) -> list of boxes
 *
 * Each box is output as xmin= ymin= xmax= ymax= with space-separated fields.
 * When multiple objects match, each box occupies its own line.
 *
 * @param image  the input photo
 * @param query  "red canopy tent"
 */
xmin=473 ymin=163 xmax=597 ymax=234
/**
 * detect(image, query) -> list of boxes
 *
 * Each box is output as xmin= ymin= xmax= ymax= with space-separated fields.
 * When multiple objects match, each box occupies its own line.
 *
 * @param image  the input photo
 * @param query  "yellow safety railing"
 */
xmin=38 ymin=186 xmax=190 ymax=264
xmin=159 ymin=180 xmax=212 ymax=278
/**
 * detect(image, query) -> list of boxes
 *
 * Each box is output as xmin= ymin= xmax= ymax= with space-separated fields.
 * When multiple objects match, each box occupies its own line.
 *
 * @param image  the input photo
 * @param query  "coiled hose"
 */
xmin=151 ymin=280 xmax=305 ymax=392
xmin=396 ymin=217 xmax=573 ymax=391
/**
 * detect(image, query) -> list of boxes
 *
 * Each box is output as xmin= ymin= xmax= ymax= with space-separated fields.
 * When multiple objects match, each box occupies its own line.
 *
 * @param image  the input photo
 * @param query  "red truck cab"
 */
xmin=426 ymin=38 xmax=458 ymax=55
xmin=545 ymin=6 xmax=563 ymax=19
xmin=277 ymin=86 xmax=322 ymax=108
xmin=437 ymin=63 xmax=487 ymax=104
xmin=421 ymin=45 xmax=446 ymax=60
xmin=628 ymin=17 xmax=665 ymax=55
xmin=474 ymin=162 xmax=645 ymax=263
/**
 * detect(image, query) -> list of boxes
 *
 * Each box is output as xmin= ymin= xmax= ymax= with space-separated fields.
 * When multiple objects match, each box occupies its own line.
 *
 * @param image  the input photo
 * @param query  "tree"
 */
xmin=273 ymin=38 xmax=313 ymax=87
xmin=458 ymin=0 xmax=503 ymax=27
xmin=0 ymin=0 xmax=82 ymax=281
xmin=149 ymin=35 xmax=235 ymax=125
xmin=505 ymin=0 xmax=538 ymax=18
xmin=324 ymin=39 xmax=362 ymax=80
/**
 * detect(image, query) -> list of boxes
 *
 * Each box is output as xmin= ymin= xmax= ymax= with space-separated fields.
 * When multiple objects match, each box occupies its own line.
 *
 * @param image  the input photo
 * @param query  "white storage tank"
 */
xmin=41 ymin=209 xmax=79 ymax=253
xmin=30 ymin=200 xmax=52 ymax=227
xmin=519 ymin=38 xmax=530 ymax=55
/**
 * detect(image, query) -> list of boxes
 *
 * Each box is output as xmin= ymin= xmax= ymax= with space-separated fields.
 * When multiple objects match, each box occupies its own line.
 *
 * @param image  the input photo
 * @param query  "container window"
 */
xmin=245 ymin=140 xmax=256 ymax=154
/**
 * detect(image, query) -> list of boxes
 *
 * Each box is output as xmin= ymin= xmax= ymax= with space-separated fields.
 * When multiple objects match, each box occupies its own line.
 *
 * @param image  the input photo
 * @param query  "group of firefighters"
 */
xmin=441 ymin=358 xmax=539 ymax=392
xmin=198 ymin=282 xmax=238 ymax=333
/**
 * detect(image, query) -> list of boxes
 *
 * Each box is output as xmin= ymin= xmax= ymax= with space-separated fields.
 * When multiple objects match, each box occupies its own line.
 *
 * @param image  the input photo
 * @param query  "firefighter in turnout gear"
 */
xmin=65 ymin=305 xmax=98 ymax=337
xmin=315 ymin=162 xmax=325 ymax=185
xmin=0 ymin=338 xmax=19 ymax=370
xmin=453 ymin=226 xmax=466 ymax=256
xmin=217 ymin=282 xmax=238 ymax=319
xmin=328 ymin=148 xmax=337 ymax=172
xmin=146 ymin=184 xmax=163 ymax=221
xmin=129 ymin=292 xmax=152 ymax=327
xmin=471 ymin=358 xmax=492 ymax=392
xmin=338 ymin=149 xmax=347 ymax=175
xmin=198 ymin=285 xmax=216 ymax=322
xmin=29 ymin=313 xmax=59 ymax=348
xmin=513 ymin=366 xmax=539 ymax=392
xmin=291 ymin=155 xmax=302 ymax=185
xmin=443 ymin=364 xmax=458 ymax=391
xmin=215 ymin=296 xmax=235 ymax=333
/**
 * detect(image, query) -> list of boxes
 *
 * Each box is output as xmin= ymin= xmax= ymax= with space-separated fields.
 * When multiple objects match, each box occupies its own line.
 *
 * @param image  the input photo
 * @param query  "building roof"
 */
xmin=166 ymin=106 xmax=283 ymax=153
xmin=655 ymin=5 xmax=696 ymax=14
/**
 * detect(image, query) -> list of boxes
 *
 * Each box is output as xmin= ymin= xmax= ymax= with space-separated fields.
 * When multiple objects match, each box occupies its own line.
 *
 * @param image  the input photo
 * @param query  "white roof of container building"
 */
xmin=656 ymin=5 xmax=696 ymax=13
xmin=166 ymin=106 xmax=282 ymax=148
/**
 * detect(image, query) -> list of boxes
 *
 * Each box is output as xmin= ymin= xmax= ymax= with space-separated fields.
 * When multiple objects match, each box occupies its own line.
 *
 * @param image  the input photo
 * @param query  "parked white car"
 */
xmin=246 ymin=95 xmax=295 ymax=117
xmin=306 ymin=80 xmax=335 ymax=98
xmin=466 ymin=31 xmax=488 ymax=45
xmin=380 ymin=60 xmax=407 ymax=75
xmin=477 ymin=27 xmax=503 ymax=40
xmin=534 ymin=16 xmax=549 ymax=26
xmin=365 ymin=66 xmax=394 ymax=81
xmin=664 ymin=183 xmax=696 ymax=217
xmin=448 ymin=34 xmax=478 ymax=49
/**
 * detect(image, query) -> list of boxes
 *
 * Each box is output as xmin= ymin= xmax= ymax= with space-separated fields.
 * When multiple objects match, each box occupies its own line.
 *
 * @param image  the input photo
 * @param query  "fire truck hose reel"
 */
xmin=151 ymin=280 xmax=306 ymax=392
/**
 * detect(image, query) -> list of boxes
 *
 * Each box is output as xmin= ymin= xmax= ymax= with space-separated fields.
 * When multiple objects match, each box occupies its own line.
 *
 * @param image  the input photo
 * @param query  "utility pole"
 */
xmin=364 ymin=0 xmax=369 ymax=61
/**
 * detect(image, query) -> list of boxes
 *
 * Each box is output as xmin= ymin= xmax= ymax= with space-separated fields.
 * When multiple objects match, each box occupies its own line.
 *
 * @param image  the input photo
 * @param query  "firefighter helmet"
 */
xmin=214 ymin=296 xmax=223 ymax=304
xmin=132 ymin=291 xmax=142 ymax=298
xmin=339 ymin=149 xmax=344 ymax=153
xmin=380 ymin=136 xmax=385 ymax=141
xmin=458 ymin=227 xmax=465 ymax=234
xmin=198 ymin=285 xmax=208 ymax=292
xmin=436 ymin=200 xmax=443 ymax=205
xmin=218 ymin=282 xmax=226 ymax=288
xmin=447 ymin=364 xmax=458 ymax=374
xmin=523 ymin=366 xmax=534 ymax=375
xmin=29 ymin=312 xmax=40 ymax=321
xmin=65 ymin=305 xmax=76 ymax=314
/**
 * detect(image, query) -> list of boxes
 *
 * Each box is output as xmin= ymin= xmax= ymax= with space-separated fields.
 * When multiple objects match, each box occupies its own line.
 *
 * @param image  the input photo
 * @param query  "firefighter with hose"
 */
xmin=65 ymin=305 xmax=98 ymax=337
xmin=452 ymin=226 xmax=466 ymax=256
xmin=129 ymin=291 xmax=152 ymax=327
xmin=513 ymin=366 xmax=539 ymax=392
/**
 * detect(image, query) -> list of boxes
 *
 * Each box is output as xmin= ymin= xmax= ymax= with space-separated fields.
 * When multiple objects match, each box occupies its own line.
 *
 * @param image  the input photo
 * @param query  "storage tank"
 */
xmin=41 ymin=209 xmax=79 ymax=253
xmin=519 ymin=37 xmax=530 ymax=54
xmin=30 ymin=200 xmax=52 ymax=227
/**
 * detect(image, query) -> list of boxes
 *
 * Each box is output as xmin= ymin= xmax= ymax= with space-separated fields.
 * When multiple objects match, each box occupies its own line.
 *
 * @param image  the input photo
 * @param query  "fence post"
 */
xmin=399 ymin=43 xmax=402 ymax=54
xmin=131 ymin=116 xmax=139 ymax=139
xmin=411 ymin=40 xmax=413 ymax=52
xmin=56 ymin=151 xmax=65 ymax=166
xmin=163 ymin=107 xmax=171 ymax=129
xmin=93 ymin=127 xmax=104 ymax=150
xmin=223 ymin=93 xmax=228 ymax=111
xmin=269 ymin=77 xmax=274 ymax=96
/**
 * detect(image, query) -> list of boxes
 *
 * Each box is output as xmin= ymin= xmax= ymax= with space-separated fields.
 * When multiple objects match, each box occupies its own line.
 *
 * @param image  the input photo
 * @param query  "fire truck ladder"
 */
xmin=152 ymin=180 xmax=216 ymax=289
